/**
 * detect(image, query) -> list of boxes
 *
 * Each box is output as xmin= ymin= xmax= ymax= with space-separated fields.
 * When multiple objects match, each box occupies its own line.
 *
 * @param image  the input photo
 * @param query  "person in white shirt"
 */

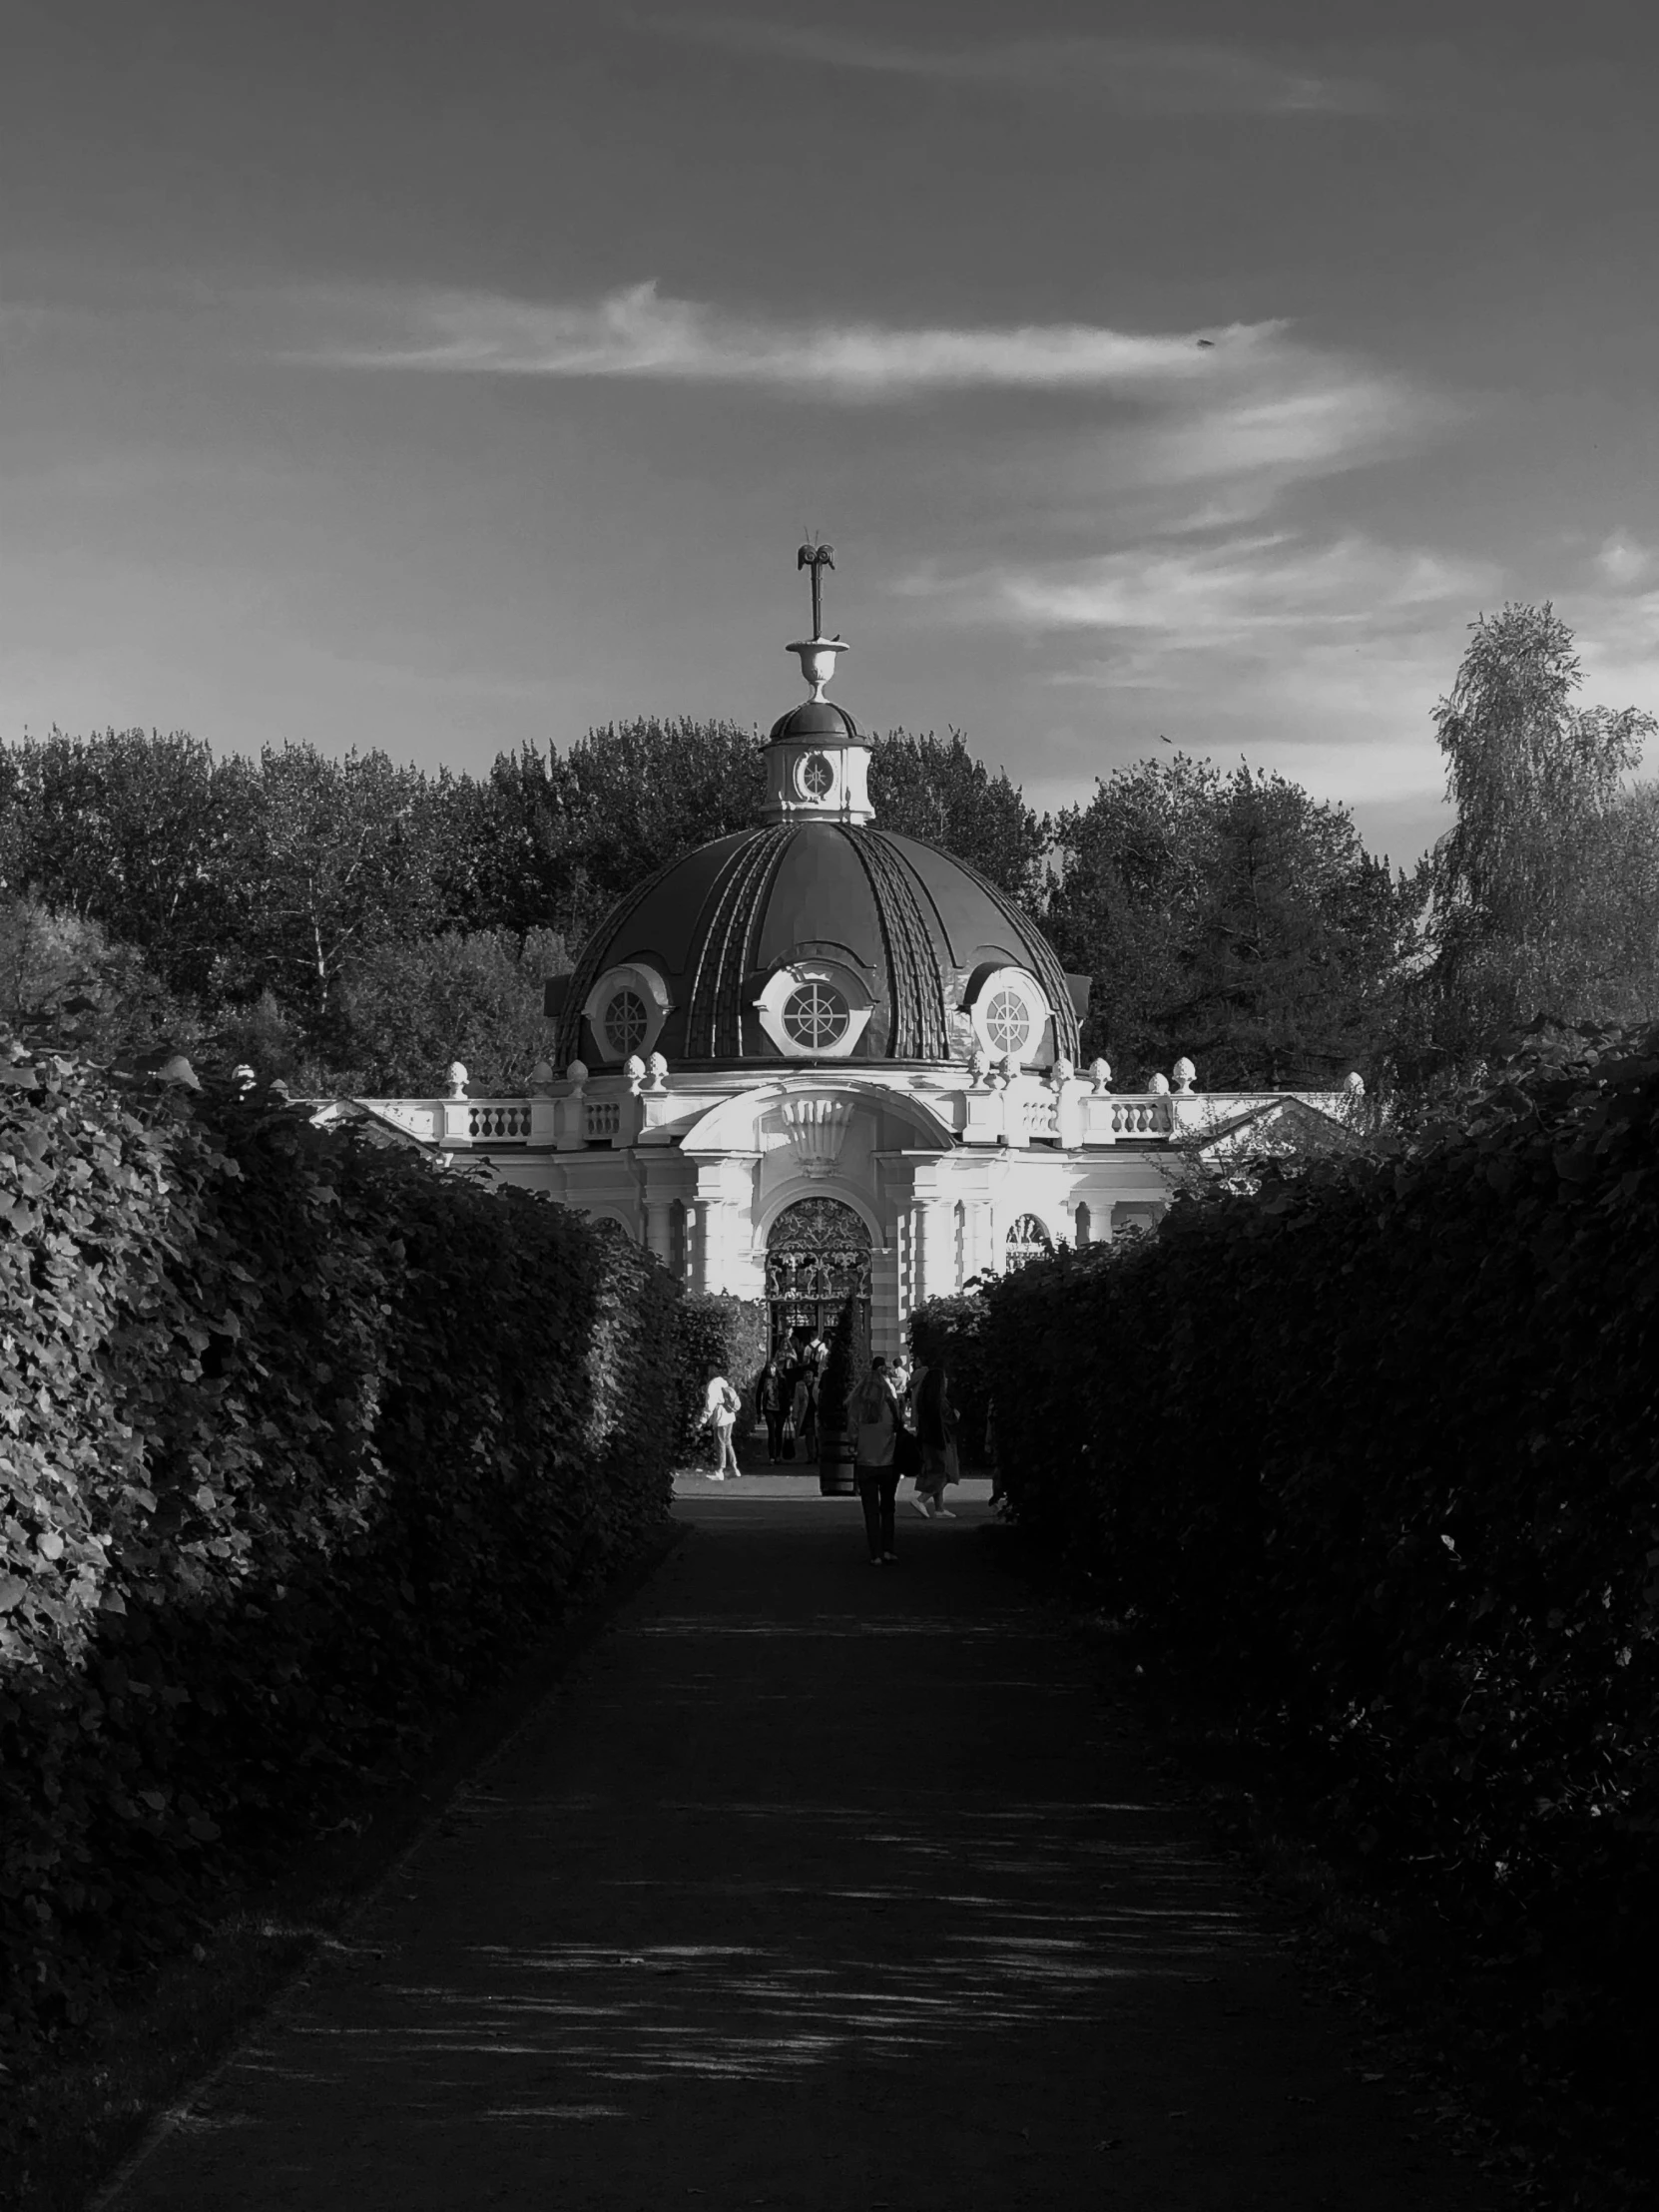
xmin=700 ymin=1366 xmax=742 ymax=1480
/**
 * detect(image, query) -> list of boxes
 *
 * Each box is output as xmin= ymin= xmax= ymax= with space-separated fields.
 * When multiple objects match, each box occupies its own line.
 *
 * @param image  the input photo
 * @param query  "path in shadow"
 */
xmin=108 ymin=1501 xmax=1496 ymax=2210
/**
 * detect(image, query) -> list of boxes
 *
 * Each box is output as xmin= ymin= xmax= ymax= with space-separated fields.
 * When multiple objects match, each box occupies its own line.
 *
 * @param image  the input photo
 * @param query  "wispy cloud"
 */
xmin=900 ymin=530 xmax=1498 ymax=794
xmin=905 ymin=534 xmax=1492 ymax=655
xmin=292 ymin=279 xmax=1274 ymax=393
xmin=1594 ymin=530 xmax=1654 ymax=589
xmin=645 ymin=18 xmax=1384 ymax=117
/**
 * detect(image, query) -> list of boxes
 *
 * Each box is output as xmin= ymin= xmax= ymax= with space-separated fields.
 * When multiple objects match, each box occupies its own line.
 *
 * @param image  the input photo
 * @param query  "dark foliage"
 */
xmin=2 ymin=722 xmax=1433 ymax=1104
xmin=0 ymin=1043 xmax=677 ymax=2080
xmin=907 ymin=1291 xmax=991 ymax=1466
xmin=1044 ymin=754 xmax=1420 ymax=1091
xmin=868 ymin=729 xmax=1049 ymax=907
xmin=941 ymin=1025 xmax=1659 ymax=2130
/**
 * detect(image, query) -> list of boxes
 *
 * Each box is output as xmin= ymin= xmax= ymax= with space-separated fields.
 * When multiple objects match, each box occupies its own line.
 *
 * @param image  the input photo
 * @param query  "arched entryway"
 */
xmin=1004 ymin=1213 xmax=1052 ymax=1270
xmin=765 ymin=1198 xmax=871 ymax=1358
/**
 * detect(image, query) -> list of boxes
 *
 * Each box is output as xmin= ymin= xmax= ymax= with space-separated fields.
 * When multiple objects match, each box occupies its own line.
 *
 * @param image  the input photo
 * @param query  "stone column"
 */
xmin=961 ymin=1199 xmax=993 ymax=1282
xmin=691 ymin=1158 xmax=760 ymax=1297
xmin=912 ymin=1200 xmax=958 ymax=1304
xmin=644 ymin=1199 xmax=673 ymax=1265
xmin=686 ymin=1199 xmax=710 ymax=1291
xmin=869 ymin=1234 xmax=903 ymax=1364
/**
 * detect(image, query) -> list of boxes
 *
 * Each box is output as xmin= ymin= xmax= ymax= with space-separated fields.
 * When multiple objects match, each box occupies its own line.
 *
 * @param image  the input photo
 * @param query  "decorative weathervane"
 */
xmin=788 ymin=536 xmax=848 ymax=701
xmin=798 ymin=537 xmax=835 ymax=642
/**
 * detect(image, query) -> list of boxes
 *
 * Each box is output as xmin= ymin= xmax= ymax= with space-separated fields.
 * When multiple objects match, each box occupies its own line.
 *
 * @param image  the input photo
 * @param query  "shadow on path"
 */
xmin=106 ymin=1500 xmax=1496 ymax=2211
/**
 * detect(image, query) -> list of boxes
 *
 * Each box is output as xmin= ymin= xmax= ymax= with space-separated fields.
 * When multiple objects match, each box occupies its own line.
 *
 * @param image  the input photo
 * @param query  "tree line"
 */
xmin=2 ymin=602 xmax=1654 ymax=1100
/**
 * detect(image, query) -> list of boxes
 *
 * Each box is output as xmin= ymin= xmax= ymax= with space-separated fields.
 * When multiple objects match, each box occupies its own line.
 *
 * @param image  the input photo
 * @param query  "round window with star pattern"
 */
xmin=782 ymin=981 xmax=849 ymax=1049
xmin=800 ymin=752 xmax=834 ymax=800
xmin=603 ymin=988 xmax=649 ymax=1058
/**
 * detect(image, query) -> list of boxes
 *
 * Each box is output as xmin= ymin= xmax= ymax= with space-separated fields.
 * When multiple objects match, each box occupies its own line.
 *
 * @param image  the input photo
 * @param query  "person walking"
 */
xmin=794 ymin=1356 xmax=819 ymax=1460
xmin=912 ymin=1361 xmax=959 ymax=1518
xmin=854 ymin=1357 xmax=902 ymax=1564
xmin=700 ymin=1364 xmax=742 ymax=1481
xmin=758 ymin=1357 xmax=788 ymax=1464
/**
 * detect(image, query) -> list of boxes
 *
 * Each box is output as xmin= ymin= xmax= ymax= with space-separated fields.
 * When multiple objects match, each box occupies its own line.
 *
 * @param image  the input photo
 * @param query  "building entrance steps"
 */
xmin=103 ymin=1500 xmax=1497 ymax=2212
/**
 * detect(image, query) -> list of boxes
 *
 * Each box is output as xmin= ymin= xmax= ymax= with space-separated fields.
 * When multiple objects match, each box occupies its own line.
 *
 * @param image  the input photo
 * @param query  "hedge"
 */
xmin=672 ymin=1294 xmax=769 ymax=1462
xmin=907 ymin=1291 xmax=991 ymax=1466
xmin=0 ymin=1043 xmax=677 ymax=2068
xmin=930 ymin=1026 xmax=1659 ymax=2105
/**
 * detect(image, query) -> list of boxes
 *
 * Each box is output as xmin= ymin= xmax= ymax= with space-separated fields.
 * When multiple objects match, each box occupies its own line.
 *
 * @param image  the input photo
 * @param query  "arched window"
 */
xmin=1005 ymin=1214 xmax=1051 ymax=1270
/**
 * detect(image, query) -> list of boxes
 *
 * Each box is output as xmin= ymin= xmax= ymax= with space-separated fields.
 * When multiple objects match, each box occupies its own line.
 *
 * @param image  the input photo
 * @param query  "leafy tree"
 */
xmin=1426 ymin=603 xmax=1659 ymax=1053
xmin=1045 ymin=755 xmax=1417 ymax=1089
xmin=438 ymin=720 xmax=768 ymax=946
xmin=0 ymin=729 xmax=251 ymax=999
xmin=869 ymin=729 xmax=1048 ymax=906
xmin=224 ymin=745 xmax=448 ymax=1020
xmin=320 ymin=926 xmax=571 ymax=1096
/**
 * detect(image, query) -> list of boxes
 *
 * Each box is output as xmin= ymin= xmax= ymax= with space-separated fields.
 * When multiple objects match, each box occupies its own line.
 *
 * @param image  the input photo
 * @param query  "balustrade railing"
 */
xmin=1109 ymin=1099 xmax=1167 ymax=1137
xmin=466 ymin=1102 xmax=531 ymax=1141
xmin=585 ymin=1101 xmax=622 ymax=1140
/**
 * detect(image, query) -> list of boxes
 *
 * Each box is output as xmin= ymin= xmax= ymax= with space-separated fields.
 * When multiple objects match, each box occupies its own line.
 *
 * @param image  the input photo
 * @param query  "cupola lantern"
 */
xmin=763 ymin=538 xmax=873 ymax=825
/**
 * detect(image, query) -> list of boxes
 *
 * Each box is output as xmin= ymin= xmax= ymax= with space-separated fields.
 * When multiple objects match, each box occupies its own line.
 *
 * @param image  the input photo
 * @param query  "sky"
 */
xmin=3 ymin=0 xmax=1658 ymax=867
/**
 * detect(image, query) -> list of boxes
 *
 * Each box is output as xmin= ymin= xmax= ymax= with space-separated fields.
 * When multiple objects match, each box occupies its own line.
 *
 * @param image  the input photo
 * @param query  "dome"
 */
xmin=767 ymin=700 xmax=863 ymax=746
xmin=555 ymin=821 xmax=1080 ymax=1070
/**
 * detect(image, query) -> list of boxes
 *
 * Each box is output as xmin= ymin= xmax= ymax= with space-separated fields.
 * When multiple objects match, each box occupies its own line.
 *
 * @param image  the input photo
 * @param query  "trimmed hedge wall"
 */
xmin=672 ymin=1294 xmax=769 ymax=1462
xmin=927 ymin=1028 xmax=1659 ymax=2099
xmin=0 ymin=1048 xmax=677 ymax=2065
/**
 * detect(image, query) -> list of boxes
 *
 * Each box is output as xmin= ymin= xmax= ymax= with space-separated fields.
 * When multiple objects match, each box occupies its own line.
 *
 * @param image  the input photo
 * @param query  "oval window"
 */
xmin=782 ymin=981 xmax=849 ymax=1049
xmin=985 ymin=987 xmax=1031 ymax=1057
xmin=800 ymin=752 xmax=834 ymax=800
xmin=603 ymin=988 xmax=649 ymax=1058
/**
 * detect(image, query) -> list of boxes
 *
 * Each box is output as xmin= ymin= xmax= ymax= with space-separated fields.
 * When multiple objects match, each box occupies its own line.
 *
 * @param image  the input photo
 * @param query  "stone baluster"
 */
xmin=440 ymin=1060 xmax=472 ymax=1145
xmin=554 ymin=1059 xmax=588 ymax=1152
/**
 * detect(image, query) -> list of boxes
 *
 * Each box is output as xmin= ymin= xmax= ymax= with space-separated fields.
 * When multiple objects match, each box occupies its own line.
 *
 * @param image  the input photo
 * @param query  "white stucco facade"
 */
xmin=346 ymin=1064 xmax=1351 ymax=1359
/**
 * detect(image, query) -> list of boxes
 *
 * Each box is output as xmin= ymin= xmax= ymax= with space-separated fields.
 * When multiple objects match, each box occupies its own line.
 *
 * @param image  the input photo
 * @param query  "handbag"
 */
xmin=892 ymin=1426 xmax=922 ymax=1477
xmin=781 ymin=1414 xmax=797 ymax=1463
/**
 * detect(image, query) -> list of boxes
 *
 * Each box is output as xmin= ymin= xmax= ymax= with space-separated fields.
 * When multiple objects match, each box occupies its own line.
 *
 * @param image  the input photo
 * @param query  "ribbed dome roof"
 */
xmin=556 ymin=822 xmax=1079 ymax=1068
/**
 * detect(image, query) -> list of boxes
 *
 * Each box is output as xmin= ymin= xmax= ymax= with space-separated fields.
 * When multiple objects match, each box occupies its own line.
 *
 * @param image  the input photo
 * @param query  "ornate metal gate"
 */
xmin=765 ymin=1198 xmax=871 ymax=1356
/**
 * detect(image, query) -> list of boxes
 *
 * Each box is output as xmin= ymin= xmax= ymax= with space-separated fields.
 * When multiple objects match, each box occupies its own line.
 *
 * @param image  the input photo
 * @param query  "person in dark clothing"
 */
xmin=854 ymin=1357 xmax=901 ymax=1564
xmin=758 ymin=1358 xmax=788 ymax=1463
xmin=911 ymin=1361 xmax=959 ymax=1518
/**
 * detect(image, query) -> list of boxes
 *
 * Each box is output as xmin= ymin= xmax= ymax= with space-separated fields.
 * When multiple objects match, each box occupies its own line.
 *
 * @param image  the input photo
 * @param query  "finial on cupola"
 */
xmin=789 ymin=536 xmax=848 ymax=702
